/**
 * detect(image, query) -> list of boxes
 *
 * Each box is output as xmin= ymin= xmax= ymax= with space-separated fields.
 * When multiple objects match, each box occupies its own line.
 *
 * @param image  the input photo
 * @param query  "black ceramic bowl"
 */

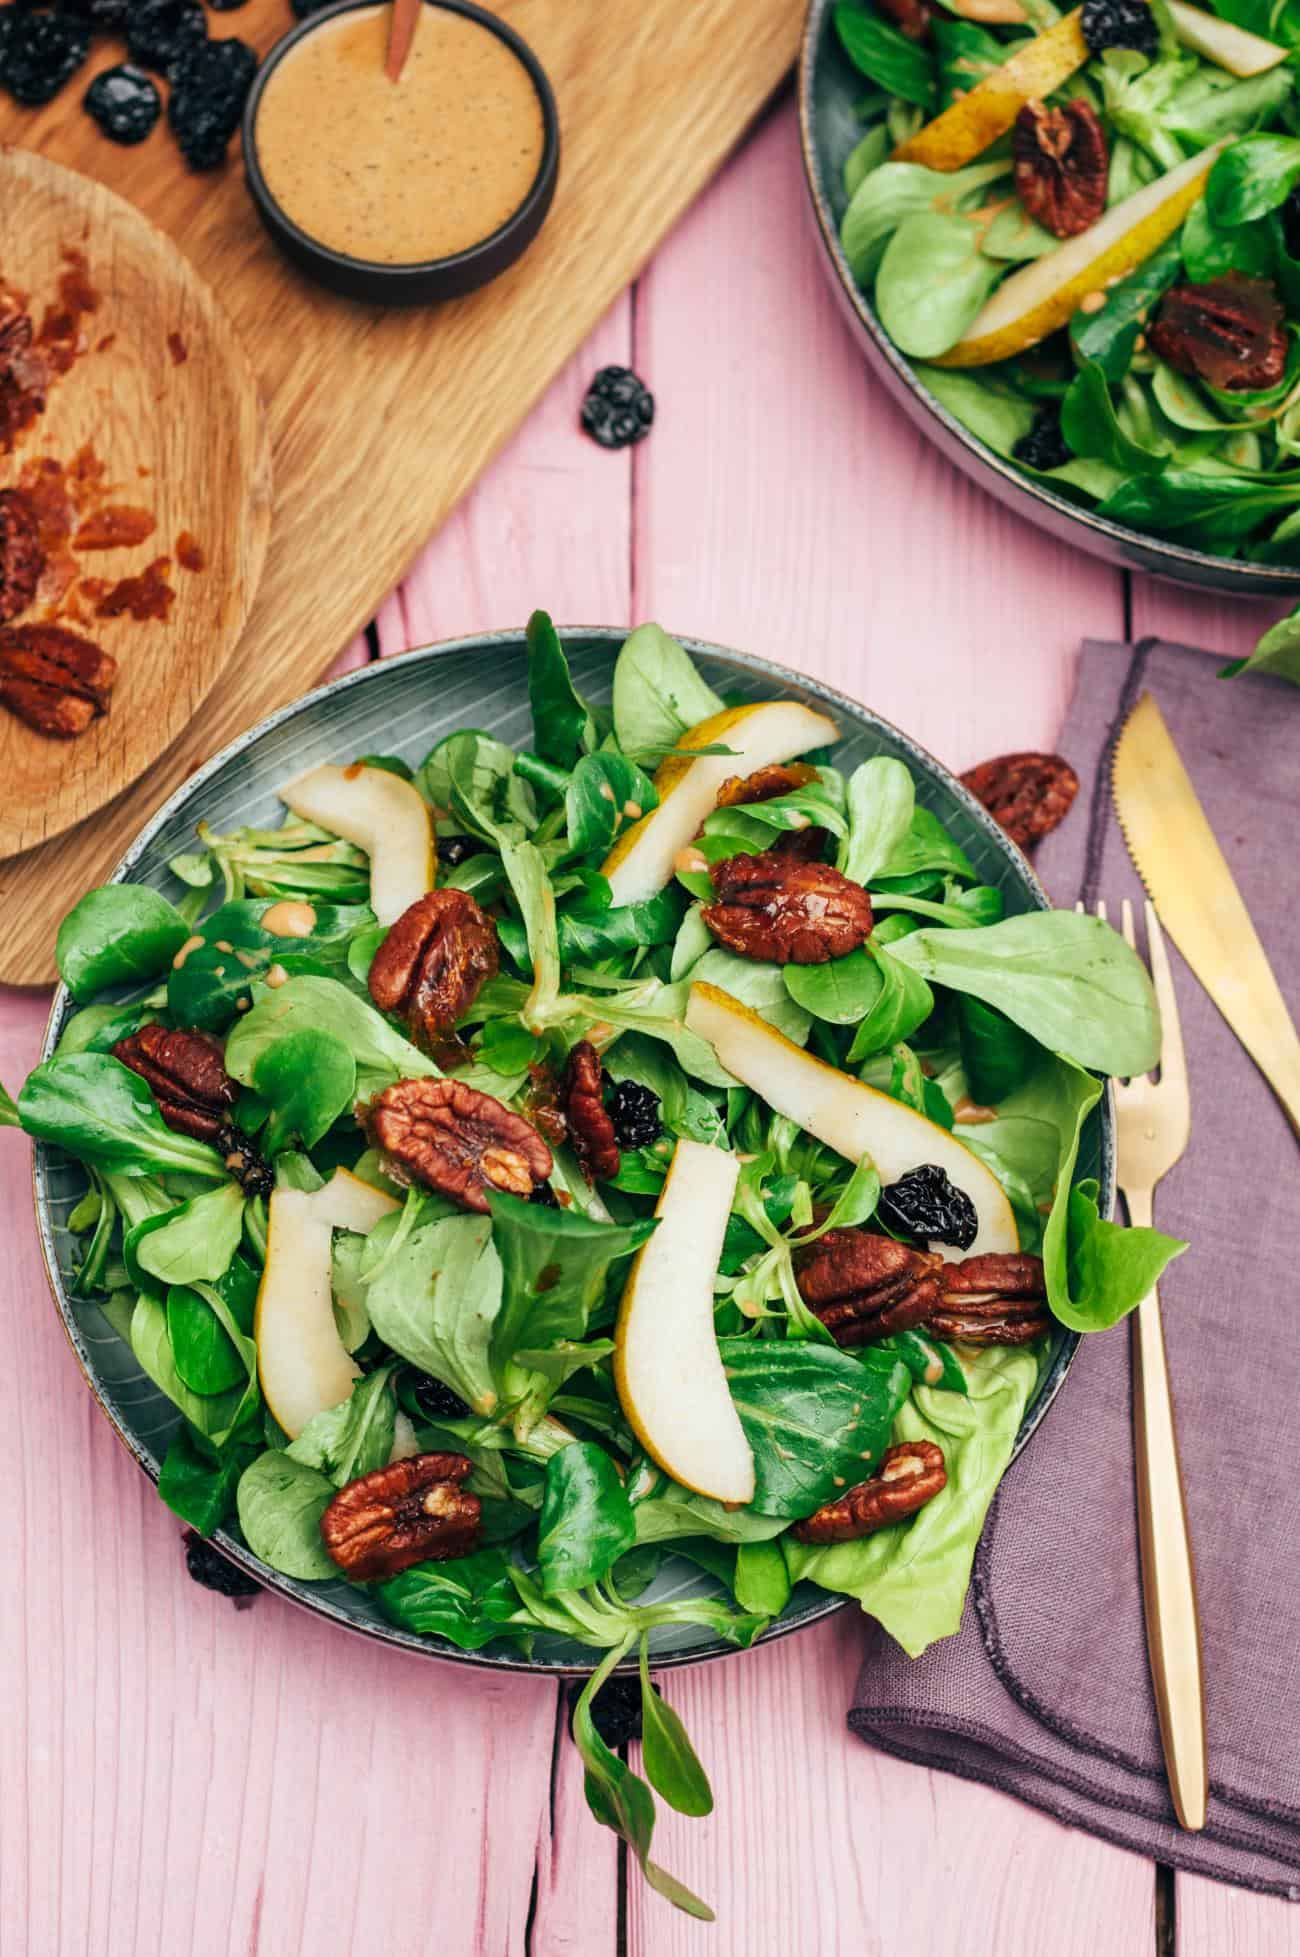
xmin=242 ymin=0 xmax=560 ymax=306
xmin=798 ymin=0 xmax=1300 ymax=595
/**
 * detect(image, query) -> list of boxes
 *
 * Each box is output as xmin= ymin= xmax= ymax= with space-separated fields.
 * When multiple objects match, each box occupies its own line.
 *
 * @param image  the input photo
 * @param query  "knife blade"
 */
xmin=1111 ymin=691 xmax=1300 ymax=1137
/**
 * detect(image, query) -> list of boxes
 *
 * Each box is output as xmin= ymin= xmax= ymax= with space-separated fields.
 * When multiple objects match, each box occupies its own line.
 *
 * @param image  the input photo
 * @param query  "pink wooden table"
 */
xmin=2 ymin=97 xmax=1292 ymax=1957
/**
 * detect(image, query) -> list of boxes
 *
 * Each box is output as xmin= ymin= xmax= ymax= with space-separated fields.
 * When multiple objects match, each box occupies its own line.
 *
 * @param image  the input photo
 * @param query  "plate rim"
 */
xmin=795 ymin=0 xmax=1300 ymax=595
xmin=31 ymin=624 xmax=1098 ymax=1675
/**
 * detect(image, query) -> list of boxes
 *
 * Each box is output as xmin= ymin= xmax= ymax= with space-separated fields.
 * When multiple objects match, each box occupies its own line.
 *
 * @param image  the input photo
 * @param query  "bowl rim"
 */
xmin=32 ymin=625 xmax=1096 ymax=1674
xmin=241 ymin=0 xmax=561 ymax=289
xmin=795 ymin=0 xmax=1300 ymax=593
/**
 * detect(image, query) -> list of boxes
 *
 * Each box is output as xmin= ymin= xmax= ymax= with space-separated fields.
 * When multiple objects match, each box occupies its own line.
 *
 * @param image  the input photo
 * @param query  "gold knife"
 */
xmin=1111 ymin=692 xmax=1300 ymax=1138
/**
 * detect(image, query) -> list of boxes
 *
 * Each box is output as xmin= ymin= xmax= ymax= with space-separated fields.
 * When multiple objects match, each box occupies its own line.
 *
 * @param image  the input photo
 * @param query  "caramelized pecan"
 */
xmin=927 ymin=1250 xmax=1051 ymax=1345
xmin=702 ymin=850 xmax=872 ymax=964
xmin=367 ymin=889 xmax=499 ymax=1044
xmin=791 ymin=1441 xmax=947 ymax=1544
xmin=0 ymin=621 xmax=116 ymax=738
xmin=714 ymin=760 xmax=820 ymax=809
xmin=113 ymin=1023 xmax=236 ymax=1142
xmin=796 ymin=1228 xmax=944 ymax=1345
xmin=0 ymin=489 xmax=42 ymax=623
xmin=1148 ymin=276 xmax=1288 ymax=392
xmin=0 ymin=312 xmax=48 ymax=453
xmin=320 ymin=1452 xmax=480 ymax=1581
xmin=561 ymin=1039 xmax=620 ymax=1183
xmin=960 ymin=751 xmax=1078 ymax=850
xmin=1012 ymin=100 xmax=1108 ymax=240
xmin=366 ymin=1078 xmax=553 ymax=1213
xmin=113 ymin=1022 xmax=274 ymax=1194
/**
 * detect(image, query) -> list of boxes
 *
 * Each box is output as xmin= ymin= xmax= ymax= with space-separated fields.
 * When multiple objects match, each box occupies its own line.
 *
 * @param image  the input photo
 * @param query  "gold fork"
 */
xmin=1102 ymin=896 xmax=1206 ymax=1832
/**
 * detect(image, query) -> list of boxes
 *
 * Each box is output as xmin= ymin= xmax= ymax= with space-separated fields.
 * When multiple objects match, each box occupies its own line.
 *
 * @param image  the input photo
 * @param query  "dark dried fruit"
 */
xmin=1012 ymin=408 xmax=1071 ymax=473
xmin=367 ymin=889 xmax=499 ymax=1045
xmin=320 ymin=1452 xmax=480 ymax=1581
xmin=960 ymin=751 xmax=1079 ymax=850
xmin=183 ymin=1530 xmax=261 ymax=1606
xmin=875 ymin=0 xmax=931 ymax=38
xmin=878 ymin=1164 xmax=979 ymax=1250
xmin=0 ymin=621 xmax=116 ymax=737
xmin=0 ymin=490 xmax=43 ymax=624
xmin=366 ymin=1077 xmax=554 ymax=1213
xmin=438 ymin=833 xmax=486 ymax=869
xmin=796 ymin=1229 xmax=944 ymax=1345
xmin=125 ymin=0 xmax=206 ymax=72
xmin=530 ymin=1180 xmax=561 ymax=1207
xmin=569 ymin=1672 xmax=643 ymax=1748
xmin=167 ymin=35 xmax=256 ymax=170
xmin=411 ymin=1375 xmax=471 ymax=1421
xmin=1012 ymin=99 xmax=1108 ymax=240
xmin=64 ymin=0 xmax=132 ymax=27
xmin=562 ymin=1039 xmax=620 ymax=1182
xmin=791 ymin=1441 xmax=947 ymax=1544
xmin=113 ymin=1022 xmax=236 ymax=1142
xmin=1147 ymin=275 xmax=1288 ymax=392
xmin=1 ymin=8 xmax=91 ymax=105
xmin=216 ymin=1126 xmax=275 ymax=1199
xmin=928 ymin=1250 xmax=1050 ymax=1345
xmin=608 ymin=1077 xmax=662 ymax=1150
xmin=84 ymin=64 xmax=162 ymax=145
xmin=714 ymin=760 xmax=820 ymax=808
xmin=703 ymin=849 xmax=873 ymax=964
xmin=581 ymin=366 xmax=654 ymax=450
xmin=1081 ymin=0 xmax=1159 ymax=55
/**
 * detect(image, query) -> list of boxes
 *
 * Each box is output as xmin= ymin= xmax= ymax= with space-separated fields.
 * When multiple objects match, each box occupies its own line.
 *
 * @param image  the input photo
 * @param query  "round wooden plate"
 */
xmin=0 ymin=148 xmax=272 ymax=857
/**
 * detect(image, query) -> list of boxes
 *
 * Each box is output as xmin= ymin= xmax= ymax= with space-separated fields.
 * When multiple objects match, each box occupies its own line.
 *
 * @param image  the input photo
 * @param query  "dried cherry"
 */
xmin=608 ymin=1077 xmax=661 ymax=1150
xmin=126 ymin=0 xmax=206 ymax=73
xmin=878 ymin=1164 xmax=979 ymax=1251
xmin=1012 ymin=409 xmax=1071 ymax=473
xmin=84 ymin=64 xmax=162 ymax=145
xmin=581 ymin=367 xmax=654 ymax=449
xmin=167 ymin=34 xmax=256 ymax=169
xmin=1081 ymin=0 xmax=1159 ymax=56
xmin=2 ymin=9 xmax=91 ymax=106
xmin=183 ymin=1530 xmax=261 ymax=1604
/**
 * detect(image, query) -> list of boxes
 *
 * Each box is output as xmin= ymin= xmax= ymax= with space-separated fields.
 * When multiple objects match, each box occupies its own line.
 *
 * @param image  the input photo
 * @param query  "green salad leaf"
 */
xmin=56 ymin=884 xmax=191 ymax=1003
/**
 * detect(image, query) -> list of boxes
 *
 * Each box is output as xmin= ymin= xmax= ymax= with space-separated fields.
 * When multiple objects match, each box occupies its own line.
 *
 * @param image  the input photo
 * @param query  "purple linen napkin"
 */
xmin=850 ymin=638 xmax=1300 ymax=1897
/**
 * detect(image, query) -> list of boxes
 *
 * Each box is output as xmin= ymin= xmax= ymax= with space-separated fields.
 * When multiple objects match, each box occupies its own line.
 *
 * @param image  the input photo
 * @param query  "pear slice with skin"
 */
xmin=892 ymin=10 xmax=1088 ymax=170
xmin=601 ymin=699 xmax=840 ymax=907
xmin=685 ymin=982 xmax=1018 ymax=1260
xmin=256 ymin=1170 xmax=400 ymax=1439
xmin=279 ymin=762 xmax=435 ymax=926
xmin=933 ymin=143 xmax=1227 ymax=368
xmin=1168 ymin=0 xmax=1287 ymax=74
xmin=614 ymin=1138 xmax=755 ymax=1505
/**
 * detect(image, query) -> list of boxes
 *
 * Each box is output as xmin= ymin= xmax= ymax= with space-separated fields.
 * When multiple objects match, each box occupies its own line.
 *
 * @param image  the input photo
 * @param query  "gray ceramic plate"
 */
xmin=33 ymin=628 xmax=1104 ymax=1674
xmin=798 ymin=0 xmax=1300 ymax=596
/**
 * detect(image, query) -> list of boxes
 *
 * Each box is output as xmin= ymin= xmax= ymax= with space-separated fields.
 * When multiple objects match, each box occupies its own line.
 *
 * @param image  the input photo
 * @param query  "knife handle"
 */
xmin=1127 ymin=1189 xmax=1208 ymax=1833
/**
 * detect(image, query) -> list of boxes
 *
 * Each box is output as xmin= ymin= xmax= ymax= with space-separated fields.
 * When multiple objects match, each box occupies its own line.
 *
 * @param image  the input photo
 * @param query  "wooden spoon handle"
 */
xmin=386 ymin=0 xmax=422 ymax=81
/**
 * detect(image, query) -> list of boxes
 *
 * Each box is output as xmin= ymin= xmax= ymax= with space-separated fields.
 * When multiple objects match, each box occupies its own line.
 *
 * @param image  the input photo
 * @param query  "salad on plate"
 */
xmin=828 ymin=0 xmax=1300 ymax=683
xmin=5 ymin=617 xmax=1185 ymax=1919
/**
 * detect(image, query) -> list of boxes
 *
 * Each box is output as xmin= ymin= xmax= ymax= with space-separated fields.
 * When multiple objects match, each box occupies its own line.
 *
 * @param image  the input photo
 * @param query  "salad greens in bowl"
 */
xmin=9 ymin=620 xmax=1184 ymax=1919
xmin=800 ymin=0 xmax=1300 ymax=668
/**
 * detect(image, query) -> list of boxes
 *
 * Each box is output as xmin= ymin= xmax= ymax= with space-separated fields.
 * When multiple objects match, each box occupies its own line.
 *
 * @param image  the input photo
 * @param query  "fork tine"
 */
xmin=1144 ymin=900 xmax=1191 ymax=1140
xmin=1095 ymin=898 xmax=1108 ymax=925
xmin=1119 ymin=896 xmax=1136 ymax=952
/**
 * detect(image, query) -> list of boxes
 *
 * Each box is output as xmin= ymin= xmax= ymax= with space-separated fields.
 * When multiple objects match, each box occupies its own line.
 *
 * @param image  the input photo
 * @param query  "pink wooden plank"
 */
xmin=630 ymin=1614 xmax=1154 ymax=1955
xmin=626 ymin=98 xmax=1152 ymax=1954
xmin=1129 ymin=580 xmax=1289 ymax=663
xmin=1 ymin=301 xmax=631 ymax=1957
xmin=1177 ymin=1877 xmax=1298 ymax=1954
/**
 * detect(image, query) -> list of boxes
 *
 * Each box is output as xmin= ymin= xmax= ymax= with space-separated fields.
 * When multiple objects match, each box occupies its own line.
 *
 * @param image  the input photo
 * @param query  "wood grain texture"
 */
xmin=1177 ymin=1877 xmax=1300 ymax=1953
xmin=0 ymin=149 xmax=271 ymax=856
xmin=0 ymin=0 xmax=799 ymax=984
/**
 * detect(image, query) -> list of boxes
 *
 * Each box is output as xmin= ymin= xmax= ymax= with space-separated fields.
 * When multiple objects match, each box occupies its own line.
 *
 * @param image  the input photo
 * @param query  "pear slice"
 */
xmin=256 ymin=1170 xmax=399 ymax=1438
xmin=934 ymin=143 xmax=1227 ymax=367
xmin=892 ymin=10 xmax=1088 ymax=170
xmin=279 ymin=762 xmax=435 ymax=926
xmin=601 ymin=699 xmax=840 ymax=907
xmin=1169 ymin=0 xmax=1287 ymax=73
xmin=614 ymin=1138 xmax=755 ymax=1505
xmin=685 ymin=983 xmax=1018 ymax=1259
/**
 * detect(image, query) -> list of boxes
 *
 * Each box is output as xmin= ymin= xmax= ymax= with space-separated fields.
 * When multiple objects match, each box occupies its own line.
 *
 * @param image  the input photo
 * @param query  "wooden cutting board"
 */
xmin=0 ymin=150 xmax=272 ymax=860
xmin=0 ymin=0 xmax=801 ymax=985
